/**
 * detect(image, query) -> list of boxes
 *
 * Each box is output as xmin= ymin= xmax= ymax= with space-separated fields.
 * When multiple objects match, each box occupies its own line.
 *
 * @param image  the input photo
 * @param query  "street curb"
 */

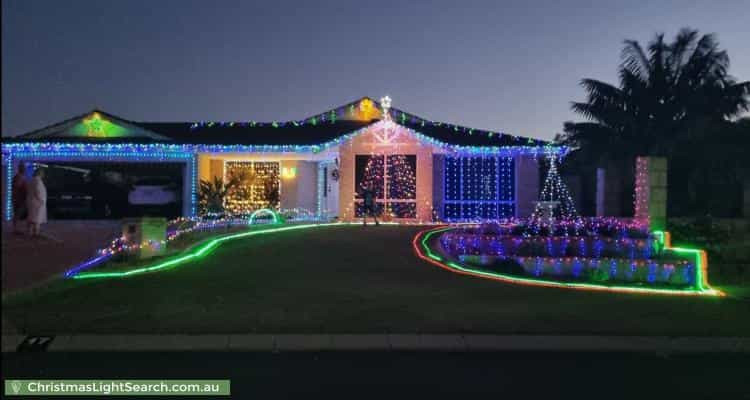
xmin=3 ymin=334 xmax=749 ymax=353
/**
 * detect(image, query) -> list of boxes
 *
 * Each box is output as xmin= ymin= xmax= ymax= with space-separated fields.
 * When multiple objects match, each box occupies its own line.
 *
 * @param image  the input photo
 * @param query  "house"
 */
xmin=1 ymin=97 xmax=566 ymax=222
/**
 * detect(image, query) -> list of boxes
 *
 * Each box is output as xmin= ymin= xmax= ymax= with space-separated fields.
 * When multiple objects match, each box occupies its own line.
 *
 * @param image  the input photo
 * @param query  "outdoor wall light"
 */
xmin=282 ymin=167 xmax=297 ymax=179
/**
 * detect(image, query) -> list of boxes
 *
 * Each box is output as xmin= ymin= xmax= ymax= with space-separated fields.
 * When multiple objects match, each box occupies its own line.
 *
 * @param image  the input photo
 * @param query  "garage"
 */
xmin=2 ymin=110 xmax=197 ymax=221
xmin=29 ymin=161 xmax=185 ymax=219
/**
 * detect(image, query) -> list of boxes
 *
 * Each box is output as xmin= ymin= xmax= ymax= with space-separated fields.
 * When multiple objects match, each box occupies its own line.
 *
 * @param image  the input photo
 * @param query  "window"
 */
xmin=444 ymin=156 xmax=514 ymax=220
xmin=224 ymin=161 xmax=280 ymax=214
xmin=355 ymin=154 xmax=417 ymax=218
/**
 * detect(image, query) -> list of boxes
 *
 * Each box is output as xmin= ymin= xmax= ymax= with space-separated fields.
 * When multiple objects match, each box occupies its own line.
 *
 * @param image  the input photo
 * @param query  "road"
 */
xmin=3 ymin=351 xmax=749 ymax=398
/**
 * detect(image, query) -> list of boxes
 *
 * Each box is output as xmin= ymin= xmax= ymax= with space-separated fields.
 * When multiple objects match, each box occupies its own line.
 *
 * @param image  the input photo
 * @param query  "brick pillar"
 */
xmin=432 ymin=154 xmax=445 ymax=221
xmin=596 ymin=168 xmax=605 ymax=217
xmin=339 ymin=145 xmax=355 ymax=222
xmin=415 ymin=146 xmax=433 ymax=222
xmin=634 ymin=156 xmax=667 ymax=231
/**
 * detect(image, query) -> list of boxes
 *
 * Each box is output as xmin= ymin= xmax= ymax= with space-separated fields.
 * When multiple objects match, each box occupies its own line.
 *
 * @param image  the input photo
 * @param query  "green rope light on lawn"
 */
xmin=71 ymin=223 xmax=328 ymax=279
xmin=416 ymin=227 xmax=723 ymax=297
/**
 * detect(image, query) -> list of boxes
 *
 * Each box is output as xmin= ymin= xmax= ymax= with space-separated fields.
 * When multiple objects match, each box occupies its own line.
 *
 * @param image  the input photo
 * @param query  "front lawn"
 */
xmin=3 ymin=225 xmax=748 ymax=336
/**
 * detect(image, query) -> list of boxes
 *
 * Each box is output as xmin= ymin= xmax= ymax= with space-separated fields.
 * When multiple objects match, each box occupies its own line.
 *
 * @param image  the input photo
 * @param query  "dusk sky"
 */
xmin=3 ymin=0 xmax=748 ymax=140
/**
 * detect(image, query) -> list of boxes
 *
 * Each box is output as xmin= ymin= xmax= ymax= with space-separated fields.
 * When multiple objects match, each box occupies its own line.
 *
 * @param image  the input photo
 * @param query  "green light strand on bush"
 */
xmin=71 ymin=223 xmax=329 ymax=279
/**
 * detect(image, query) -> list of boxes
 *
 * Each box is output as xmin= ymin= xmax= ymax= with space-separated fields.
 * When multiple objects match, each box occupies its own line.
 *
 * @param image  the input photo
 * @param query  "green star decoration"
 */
xmin=84 ymin=113 xmax=105 ymax=136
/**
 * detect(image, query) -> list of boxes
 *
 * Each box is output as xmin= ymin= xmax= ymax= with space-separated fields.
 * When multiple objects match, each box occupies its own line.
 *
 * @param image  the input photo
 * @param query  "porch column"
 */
xmin=596 ymin=168 xmax=606 ymax=217
xmin=634 ymin=156 xmax=668 ymax=231
xmin=432 ymin=154 xmax=445 ymax=221
xmin=415 ymin=146 xmax=434 ymax=222
xmin=2 ymin=154 xmax=14 ymax=221
xmin=514 ymin=155 xmax=539 ymax=218
xmin=339 ymin=147 xmax=355 ymax=222
xmin=183 ymin=154 xmax=197 ymax=217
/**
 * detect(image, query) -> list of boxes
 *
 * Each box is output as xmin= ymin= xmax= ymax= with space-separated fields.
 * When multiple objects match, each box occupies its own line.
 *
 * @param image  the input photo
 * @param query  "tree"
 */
xmin=559 ymin=28 xmax=750 ymax=216
xmin=198 ymin=175 xmax=239 ymax=216
xmin=387 ymin=155 xmax=416 ymax=200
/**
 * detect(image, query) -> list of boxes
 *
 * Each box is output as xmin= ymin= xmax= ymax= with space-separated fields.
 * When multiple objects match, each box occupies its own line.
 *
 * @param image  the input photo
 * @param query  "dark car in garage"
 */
xmin=42 ymin=164 xmax=129 ymax=218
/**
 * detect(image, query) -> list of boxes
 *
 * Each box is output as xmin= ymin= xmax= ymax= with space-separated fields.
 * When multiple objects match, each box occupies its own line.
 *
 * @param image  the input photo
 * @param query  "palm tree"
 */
xmin=562 ymin=28 xmax=749 ymax=160
xmin=198 ymin=175 xmax=240 ymax=216
xmin=559 ymin=28 xmax=750 ymax=216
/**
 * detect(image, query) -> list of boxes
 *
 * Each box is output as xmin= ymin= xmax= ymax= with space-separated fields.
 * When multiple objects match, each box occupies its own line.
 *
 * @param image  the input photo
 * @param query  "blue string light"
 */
xmin=2 ymin=150 xmax=197 ymax=221
xmin=443 ymin=155 xmax=516 ymax=221
xmin=3 ymin=120 xmax=566 ymax=221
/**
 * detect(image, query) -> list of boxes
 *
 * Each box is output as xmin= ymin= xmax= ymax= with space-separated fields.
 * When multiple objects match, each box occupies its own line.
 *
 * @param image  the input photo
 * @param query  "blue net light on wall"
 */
xmin=443 ymin=156 xmax=515 ymax=220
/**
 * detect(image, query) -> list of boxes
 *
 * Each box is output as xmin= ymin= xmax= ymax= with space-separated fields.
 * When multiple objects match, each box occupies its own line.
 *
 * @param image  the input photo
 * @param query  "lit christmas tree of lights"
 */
xmin=355 ymin=96 xmax=418 ymax=218
xmin=357 ymin=155 xmax=417 ymax=218
xmin=528 ymin=152 xmax=580 ymax=234
xmin=359 ymin=156 xmax=385 ymax=197
xmin=387 ymin=155 xmax=417 ymax=200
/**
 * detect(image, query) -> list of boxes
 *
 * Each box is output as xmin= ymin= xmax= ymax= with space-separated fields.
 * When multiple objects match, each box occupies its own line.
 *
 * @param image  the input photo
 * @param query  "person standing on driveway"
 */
xmin=27 ymin=168 xmax=48 ymax=237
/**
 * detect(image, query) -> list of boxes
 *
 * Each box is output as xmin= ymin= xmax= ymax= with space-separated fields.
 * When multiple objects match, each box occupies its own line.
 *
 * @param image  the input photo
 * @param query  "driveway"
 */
xmin=2 ymin=220 xmax=119 ymax=293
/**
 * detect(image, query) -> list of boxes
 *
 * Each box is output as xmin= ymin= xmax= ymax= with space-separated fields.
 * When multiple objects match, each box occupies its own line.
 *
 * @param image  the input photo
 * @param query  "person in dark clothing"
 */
xmin=361 ymin=181 xmax=380 ymax=226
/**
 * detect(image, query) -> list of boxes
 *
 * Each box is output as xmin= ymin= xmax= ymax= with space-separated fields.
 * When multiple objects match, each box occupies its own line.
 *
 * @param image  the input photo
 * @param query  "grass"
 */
xmin=672 ymin=227 xmax=750 ymax=298
xmin=3 ymin=225 xmax=749 ymax=336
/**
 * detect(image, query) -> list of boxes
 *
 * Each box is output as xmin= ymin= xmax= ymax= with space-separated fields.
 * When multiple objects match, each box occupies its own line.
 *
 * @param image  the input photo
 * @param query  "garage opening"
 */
xmin=30 ymin=161 xmax=185 ymax=219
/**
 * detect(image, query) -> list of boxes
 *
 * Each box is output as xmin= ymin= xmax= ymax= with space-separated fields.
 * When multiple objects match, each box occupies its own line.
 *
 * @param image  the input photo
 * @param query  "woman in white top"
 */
xmin=27 ymin=168 xmax=47 ymax=237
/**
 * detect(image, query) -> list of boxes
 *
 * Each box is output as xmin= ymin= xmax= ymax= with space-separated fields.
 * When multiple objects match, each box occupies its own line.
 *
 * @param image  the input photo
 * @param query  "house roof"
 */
xmin=138 ymin=120 xmax=376 ymax=146
xmin=2 ymin=97 xmax=551 ymax=148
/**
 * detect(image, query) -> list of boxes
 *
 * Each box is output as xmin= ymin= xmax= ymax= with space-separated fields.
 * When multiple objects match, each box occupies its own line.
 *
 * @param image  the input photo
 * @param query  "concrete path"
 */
xmin=3 ymin=334 xmax=748 ymax=353
xmin=1 ymin=220 xmax=119 ymax=293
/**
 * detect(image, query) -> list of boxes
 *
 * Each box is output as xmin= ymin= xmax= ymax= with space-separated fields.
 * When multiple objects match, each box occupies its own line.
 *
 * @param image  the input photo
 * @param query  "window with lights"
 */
xmin=354 ymin=154 xmax=417 ymax=218
xmin=444 ymin=156 xmax=515 ymax=220
xmin=224 ymin=161 xmax=280 ymax=214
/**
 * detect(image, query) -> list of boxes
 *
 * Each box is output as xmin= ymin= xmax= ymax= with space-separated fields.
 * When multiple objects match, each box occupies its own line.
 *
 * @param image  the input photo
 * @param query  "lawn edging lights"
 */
xmin=413 ymin=226 xmax=724 ymax=297
xmin=65 ymin=221 xmax=409 ymax=279
xmin=64 ymin=210 xmax=331 ymax=278
xmin=67 ymin=223 xmax=332 ymax=279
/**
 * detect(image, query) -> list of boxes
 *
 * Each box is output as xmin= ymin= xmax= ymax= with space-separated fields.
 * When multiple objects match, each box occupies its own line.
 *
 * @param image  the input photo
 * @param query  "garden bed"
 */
xmin=421 ymin=220 xmax=720 ymax=295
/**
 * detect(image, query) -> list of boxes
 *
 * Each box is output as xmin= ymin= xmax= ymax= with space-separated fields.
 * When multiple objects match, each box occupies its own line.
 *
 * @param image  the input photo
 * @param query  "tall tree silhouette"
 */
xmin=559 ymin=28 xmax=750 ymax=216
